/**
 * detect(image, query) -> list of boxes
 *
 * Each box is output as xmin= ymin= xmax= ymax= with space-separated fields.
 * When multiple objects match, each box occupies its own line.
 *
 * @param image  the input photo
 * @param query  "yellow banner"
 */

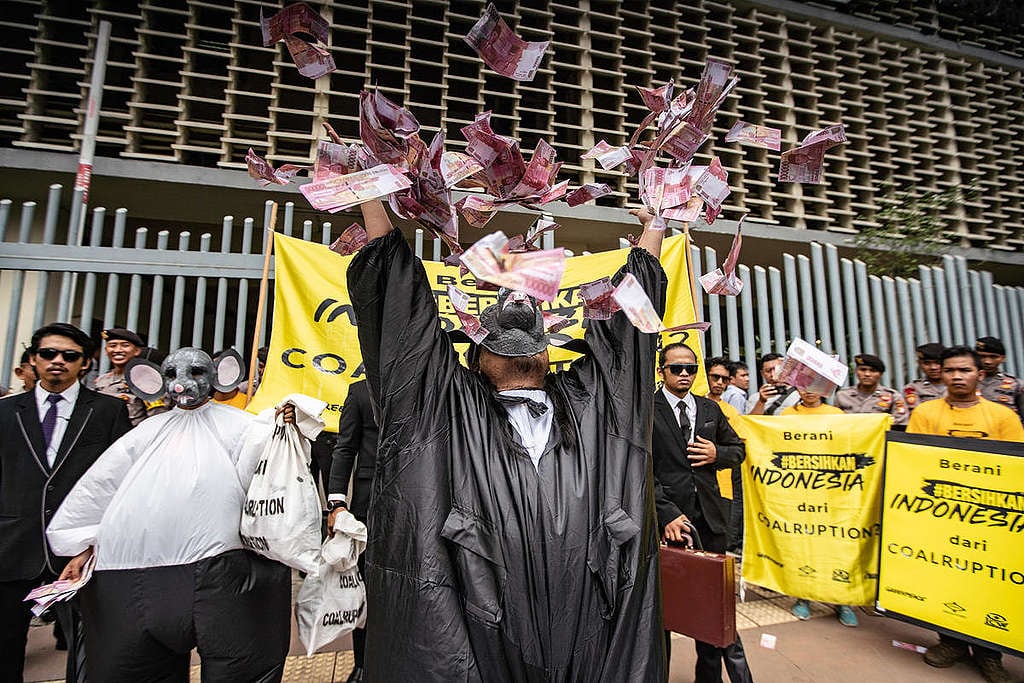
xmin=739 ymin=414 xmax=889 ymax=604
xmin=877 ymin=433 xmax=1024 ymax=655
xmin=250 ymin=232 xmax=704 ymax=431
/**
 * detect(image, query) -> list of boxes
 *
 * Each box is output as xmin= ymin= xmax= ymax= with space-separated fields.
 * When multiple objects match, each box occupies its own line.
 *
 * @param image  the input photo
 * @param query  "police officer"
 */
xmin=902 ymin=342 xmax=946 ymax=414
xmin=835 ymin=354 xmax=908 ymax=425
xmin=975 ymin=336 xmax=1024 ymax=418
xmin=91 ymin=328 xmax=168 ymax=427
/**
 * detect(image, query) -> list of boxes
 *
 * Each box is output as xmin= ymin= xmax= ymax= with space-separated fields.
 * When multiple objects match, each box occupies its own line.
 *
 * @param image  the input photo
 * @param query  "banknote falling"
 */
xmin=465 ymin=3 xmax=549 ymax=82
xmin=260 ymin=3 xmax=335 ymax=79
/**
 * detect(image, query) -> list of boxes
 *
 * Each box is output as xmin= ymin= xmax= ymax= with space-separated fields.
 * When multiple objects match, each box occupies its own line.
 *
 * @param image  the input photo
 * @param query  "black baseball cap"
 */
xmin=916 ymin=343 xmax=944 ymax=361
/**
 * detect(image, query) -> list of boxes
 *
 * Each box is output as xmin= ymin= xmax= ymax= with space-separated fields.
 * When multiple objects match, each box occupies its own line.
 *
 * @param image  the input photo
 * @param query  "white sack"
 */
xmin=296 ymin=513 xmax=368 ymax=657
xmin=239 ymin=395 xmax=327 ymax=574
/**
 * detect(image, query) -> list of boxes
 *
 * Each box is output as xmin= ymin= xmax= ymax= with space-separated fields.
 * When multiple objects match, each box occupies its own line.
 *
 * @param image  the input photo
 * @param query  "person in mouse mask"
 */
xmin=47 ymin=348 xmax=324 ymax=683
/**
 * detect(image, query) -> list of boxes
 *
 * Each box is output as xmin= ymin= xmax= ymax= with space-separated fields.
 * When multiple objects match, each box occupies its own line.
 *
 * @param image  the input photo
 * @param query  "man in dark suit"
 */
xmin=0 ymin=323 xmax=131 ymax=682
xmin=652 ymin=342 xmax=753 ymax=683
xmin=326 ymin=380 xmax=378 ymax=683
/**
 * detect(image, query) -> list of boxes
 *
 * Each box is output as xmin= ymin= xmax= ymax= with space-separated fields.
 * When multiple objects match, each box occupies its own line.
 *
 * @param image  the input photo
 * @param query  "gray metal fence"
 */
xmin=1 ymin=185 xmax=1022 ymax=394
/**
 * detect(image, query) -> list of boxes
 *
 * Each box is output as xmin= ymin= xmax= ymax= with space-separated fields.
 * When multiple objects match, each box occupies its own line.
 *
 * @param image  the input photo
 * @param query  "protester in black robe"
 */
xmin=347 ymin=199 xmax=668 ymax=682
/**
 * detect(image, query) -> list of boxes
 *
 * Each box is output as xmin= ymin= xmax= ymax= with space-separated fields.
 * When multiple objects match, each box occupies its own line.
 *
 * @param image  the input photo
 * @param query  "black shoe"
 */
xmin=345 ymin=666 xmax=365 ymax=683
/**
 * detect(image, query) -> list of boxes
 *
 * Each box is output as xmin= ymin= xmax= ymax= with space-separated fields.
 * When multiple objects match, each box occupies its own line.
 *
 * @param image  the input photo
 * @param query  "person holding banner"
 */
xmin=906 ymin=345 xmax=1023 ymax=682
xmin=780 ymin=389 xmax=862 ymax=627
xmin=652 ymin=344 xmax=753 ymax=683
xmin=746 ymin=353 xmax=799 ymax=416
xmin=346 ymin=199 xmax=668 ymax=681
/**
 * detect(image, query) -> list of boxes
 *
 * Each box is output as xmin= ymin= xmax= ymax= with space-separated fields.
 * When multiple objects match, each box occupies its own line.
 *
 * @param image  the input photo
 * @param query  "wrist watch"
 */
xmin=326 ymin=500 xmax=347 ymax=512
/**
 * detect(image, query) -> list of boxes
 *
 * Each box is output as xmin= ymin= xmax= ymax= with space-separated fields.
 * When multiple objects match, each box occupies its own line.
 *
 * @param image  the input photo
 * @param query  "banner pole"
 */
xmin=246 ymin=203 xmax=277 ymax=406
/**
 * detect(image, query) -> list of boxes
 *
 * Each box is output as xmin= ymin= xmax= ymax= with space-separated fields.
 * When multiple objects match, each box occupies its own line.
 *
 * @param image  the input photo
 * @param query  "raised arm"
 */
xmin=360 ymin=198 xmax=394 ymax=240
xmin=628 ymin=207 xmax=665 ymax=259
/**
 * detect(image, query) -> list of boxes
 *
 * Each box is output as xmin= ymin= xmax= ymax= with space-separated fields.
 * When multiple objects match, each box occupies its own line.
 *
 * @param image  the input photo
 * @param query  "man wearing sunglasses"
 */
xmin=652 ymin=343 xmax=753 ymax=683
xmin=0 ymin=323 xmax=131 ymax=682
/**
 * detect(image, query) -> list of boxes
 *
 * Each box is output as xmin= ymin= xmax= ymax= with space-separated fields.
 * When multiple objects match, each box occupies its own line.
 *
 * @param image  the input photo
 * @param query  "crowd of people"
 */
xmin=2 ymin=202 xmax=1022 ymax=683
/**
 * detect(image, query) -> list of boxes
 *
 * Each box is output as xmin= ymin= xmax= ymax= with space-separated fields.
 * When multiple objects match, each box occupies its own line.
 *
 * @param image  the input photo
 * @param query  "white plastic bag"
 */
xmin=239 ymin=414 xmax=322 ymax=573
xmin=296 ymin=512 xmax=368 ymax=656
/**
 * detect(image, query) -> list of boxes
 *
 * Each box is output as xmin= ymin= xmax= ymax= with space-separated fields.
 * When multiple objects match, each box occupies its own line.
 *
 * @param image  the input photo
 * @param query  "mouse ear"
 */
xmin=212 ymin=349 xmax=246 ymax=392
xmin=124 ymin=358 xmax=166 ymax=401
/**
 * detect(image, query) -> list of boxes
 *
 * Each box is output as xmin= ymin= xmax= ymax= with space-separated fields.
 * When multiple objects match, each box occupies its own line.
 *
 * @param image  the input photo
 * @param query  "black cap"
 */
xmin=102 ymin=328 xmax=144 ymax=347
xmin=854 ymin=354 xmax=885 ymax=372
xmin=975 ymin=337 xmax=1006 ymax=355
xmin=916 ymin=342 xmax=944 ymax=361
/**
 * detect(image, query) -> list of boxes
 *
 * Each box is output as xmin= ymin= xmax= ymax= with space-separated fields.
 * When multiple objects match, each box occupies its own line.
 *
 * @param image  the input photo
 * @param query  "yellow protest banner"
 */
xmin=250 ymin=232 xmax=704 ymax=431
xmin=739 ymin=413 xmax=889 ymax=604
xmin=877 ymin=432 xmax=1024 ymax=656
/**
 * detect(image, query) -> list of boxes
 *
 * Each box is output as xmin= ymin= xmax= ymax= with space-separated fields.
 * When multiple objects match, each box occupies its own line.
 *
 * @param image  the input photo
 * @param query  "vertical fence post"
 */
xmin=841 ymin=259 xmax=861 ymax=355
xmin=0 ymin=202 xmax=35 ymax=388
xmin=825 ymin=245 xmax=848 ymax=365
xmin=809 ymin=244 xmax=831 ymax=353
xmin=57 ymin=187 xmax=86 ymax=322
xmin=753 ymin=266 xmax=770 ymax=355
xmin=942 ymin=255 xmax=964 ymax=344
xmin=738 ymin=265 xmax=756 ymax=390
xmin=32 ymin=185 xmax=63 ymax=329
xmin=704 ymin=246 xmax=722 ymax=357
xmin=783 ymin=254 xmax=801 ymax=342
xmin=148 ymin=231 xmax=170 ymax=351
xmin=125 ymin=228 xmax=147 ymax=338
xmin=882 ymin=276 xmax=905 ymax=388
xmin=869 ymin=275 xmax=891 ymax=387
xmin=234 ymin=218 xmax=254 ymax=352
xmin=768 ymin=266 xmax=786 ymax=354
xmin=854 ymin=260 xmax=875 ymax=353
xmin=193 ymin=233 xmax=212 ymax=348
xmin=213 ymin=216 xmax=233 ymax=353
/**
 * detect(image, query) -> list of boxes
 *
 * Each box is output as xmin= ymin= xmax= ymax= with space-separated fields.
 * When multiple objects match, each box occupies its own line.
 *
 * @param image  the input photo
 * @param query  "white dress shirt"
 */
xmin=35 ymin=381 xmax=81 ymax=467
xmin=500 ymin=389 xmax=554 ymax=471
xmin=722 ymin=385 xmax=748 ymax=414
xmin=661 ymin=386 xmax=696 ymax=444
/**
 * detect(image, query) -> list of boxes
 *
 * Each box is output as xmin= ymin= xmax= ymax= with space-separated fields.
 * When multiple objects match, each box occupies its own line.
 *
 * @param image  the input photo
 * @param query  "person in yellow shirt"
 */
xmin=906 ymin=345 xmax=1022 ymax=683
xmin=781 ymin=384 xmax=855 ymax=626
xmin=780 ymin=388 xmax=844 ymax=416
xmin=704 ymin=358 xmax=740 ymax=501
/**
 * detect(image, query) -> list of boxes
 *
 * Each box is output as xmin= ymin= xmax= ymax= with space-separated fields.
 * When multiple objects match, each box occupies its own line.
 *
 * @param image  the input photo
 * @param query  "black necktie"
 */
xmin=495 ymin=394 xmax=549 ymax=418
xmin=42 ymin=393 xmax=63 ymax=449
xmin=677 ymin=402 xmax=691 ymax=443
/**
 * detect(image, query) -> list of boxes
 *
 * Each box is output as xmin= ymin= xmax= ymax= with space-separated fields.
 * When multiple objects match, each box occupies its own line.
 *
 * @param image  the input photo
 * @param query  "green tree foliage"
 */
xmin=854 ymin=182 xmax=979 ymax=278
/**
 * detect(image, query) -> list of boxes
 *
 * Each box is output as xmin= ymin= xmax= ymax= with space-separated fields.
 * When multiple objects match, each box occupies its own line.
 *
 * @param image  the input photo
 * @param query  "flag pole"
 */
xmin=246 ymin=202 xmax=277 ymax=406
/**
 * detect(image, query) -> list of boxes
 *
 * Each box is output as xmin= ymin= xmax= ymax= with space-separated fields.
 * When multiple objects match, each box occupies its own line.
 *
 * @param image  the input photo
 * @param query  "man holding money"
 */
xmin=347 ymin=199 xmax=667 ymax=681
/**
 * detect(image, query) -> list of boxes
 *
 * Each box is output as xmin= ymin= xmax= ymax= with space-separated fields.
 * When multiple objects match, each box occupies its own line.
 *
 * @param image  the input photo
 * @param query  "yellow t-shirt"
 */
xmin=711 ymin=397 xmax=741 ymax=499
xmin=213 ymin=391 xmax=249 ymax=410
xmin=906 ymin=397 xmax=1024 ymax=442
xmin=780 ymin=403 xmax=844 ymax=416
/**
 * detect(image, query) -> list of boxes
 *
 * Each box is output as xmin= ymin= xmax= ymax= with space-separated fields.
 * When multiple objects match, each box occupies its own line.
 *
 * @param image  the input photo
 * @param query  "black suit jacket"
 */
xmin=651 ymin=390 xmax=745 ymax=539
xmin=0 ymin=387 xmax=131 ymax=581
xmin=328 ymin=381 xmax=379 ymax=521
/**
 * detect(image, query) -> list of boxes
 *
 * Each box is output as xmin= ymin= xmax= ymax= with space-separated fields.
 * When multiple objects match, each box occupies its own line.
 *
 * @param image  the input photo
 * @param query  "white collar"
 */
xmin=35 ymin=380 xmax=81 ymax=412
xmin=661 ymin=386 xmax=695 ymax=413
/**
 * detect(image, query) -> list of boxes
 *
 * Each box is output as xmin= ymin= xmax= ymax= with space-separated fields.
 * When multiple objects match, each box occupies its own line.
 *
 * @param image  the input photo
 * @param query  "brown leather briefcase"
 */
xmin=659 ymin=544 xmax=737 ymax=647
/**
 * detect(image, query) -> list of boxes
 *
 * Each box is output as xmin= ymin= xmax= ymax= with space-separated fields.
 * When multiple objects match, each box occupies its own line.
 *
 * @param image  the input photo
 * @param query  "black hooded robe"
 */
xmin=348 ymin=228 xmax=668 ymax=682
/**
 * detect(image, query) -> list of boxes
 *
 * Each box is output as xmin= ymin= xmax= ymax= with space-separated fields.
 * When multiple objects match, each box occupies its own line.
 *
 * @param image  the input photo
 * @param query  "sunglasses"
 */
xmin=708 ymin=373 xmax=731 ymax=382
xmin=662 ymin=363 xmax=698 ymax=376
xmin=35 ymin=348 xmax=85 ymax=362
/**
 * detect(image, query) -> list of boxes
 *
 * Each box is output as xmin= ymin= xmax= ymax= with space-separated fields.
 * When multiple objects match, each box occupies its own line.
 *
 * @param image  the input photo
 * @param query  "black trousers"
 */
xmin=0 ymin=573 xmax=83 ymax=683
xmin=666 ymin=516 xmax=755 ymax=683
xmin=79 ymin=550 xmax=290 ymax=683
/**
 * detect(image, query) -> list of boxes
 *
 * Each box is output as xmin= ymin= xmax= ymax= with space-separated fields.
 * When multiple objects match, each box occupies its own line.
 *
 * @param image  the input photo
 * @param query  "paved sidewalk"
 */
xmin=25 ymin=578 xmax=1024 ymax=682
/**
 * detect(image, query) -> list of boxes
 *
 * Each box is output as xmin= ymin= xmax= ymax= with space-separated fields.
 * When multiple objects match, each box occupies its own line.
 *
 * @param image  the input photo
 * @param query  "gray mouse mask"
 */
xmin=124 ymin=347 xmax=246 ymax=409
xmin=162 ymin=348 xmax=215 ymax=408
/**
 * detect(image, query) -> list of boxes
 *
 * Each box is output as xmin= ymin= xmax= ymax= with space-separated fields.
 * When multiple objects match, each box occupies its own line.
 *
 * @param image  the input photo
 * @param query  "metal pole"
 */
xmin=704 ymin=246 xmax=722 ymax=356
xmin=768 ymin=266 xmax=786 ymax=354
xmin=942 ymin=255 xmax=963 ymax=344
xmin=825 ymin=245 xmax=848 ymax=365
xmin=738 ymin=265 xmax=756 ymax=390
xmin=841 ymin=259 xmax=861 ymax=355
xmin=32 ymin=185 xmax=63 ymax=329
xmin=783 ymin=254 xmax=801 ymax=342
xmin=809 ymin=243 xmax=831 ymax=352
xmin=213 ymin=216 xmax=233 ymax=354
xmin=754 ymin=266 xmax=770 ymax=355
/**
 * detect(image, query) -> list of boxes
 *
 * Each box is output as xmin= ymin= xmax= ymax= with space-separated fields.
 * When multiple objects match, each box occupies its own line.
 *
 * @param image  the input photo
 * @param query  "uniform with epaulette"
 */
xmin=975 ymin=337 xmax=1024 ymax=418
xmin=902 ymin=342 xmax=946 ymax=414
xmin=836 ymin=354 xmax=908 ymax=425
